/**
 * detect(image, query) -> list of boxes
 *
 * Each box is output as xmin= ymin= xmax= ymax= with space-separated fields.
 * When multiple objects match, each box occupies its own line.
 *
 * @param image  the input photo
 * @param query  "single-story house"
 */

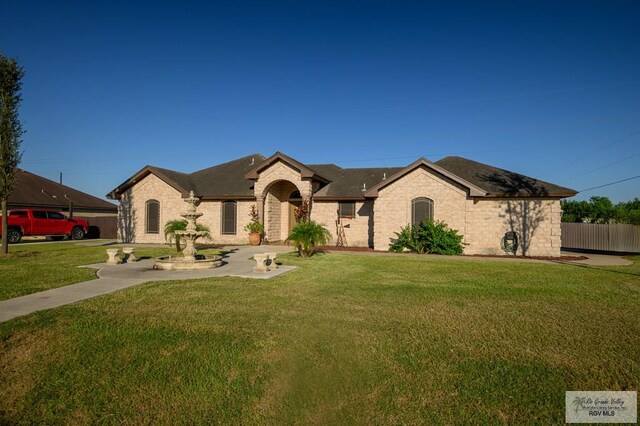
xmin=8 ymin=169 xmax=119 ymax=238
xmin=10 ymin=169 xmax=118 ymax=216
xmin=107 ymin=152 xmax=577 ymax=256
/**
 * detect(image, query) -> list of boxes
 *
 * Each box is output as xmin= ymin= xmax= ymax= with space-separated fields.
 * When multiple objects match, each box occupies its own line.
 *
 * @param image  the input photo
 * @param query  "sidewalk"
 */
xmin=0 ymin=245 xmax=295 ymax=323
xmin=559 ymin=251 xmax=633 ymax=266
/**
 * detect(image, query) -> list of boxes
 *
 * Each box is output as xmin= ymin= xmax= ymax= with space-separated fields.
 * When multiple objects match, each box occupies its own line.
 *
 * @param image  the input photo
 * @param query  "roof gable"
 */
xmin=363 ymin=158 xmax=488 ymax=198
xmin=245 ymin=152 xmax=329 ymax=183
xmin=435 ymin=156 xmax=577 ymax=197
xmin=108 ymin=165 xmax=193 ymax=199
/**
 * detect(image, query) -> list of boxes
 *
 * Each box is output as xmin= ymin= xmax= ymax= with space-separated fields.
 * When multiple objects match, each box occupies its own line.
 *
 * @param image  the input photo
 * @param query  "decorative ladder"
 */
xmin=335 ymin=209 xmax=347 ymax=247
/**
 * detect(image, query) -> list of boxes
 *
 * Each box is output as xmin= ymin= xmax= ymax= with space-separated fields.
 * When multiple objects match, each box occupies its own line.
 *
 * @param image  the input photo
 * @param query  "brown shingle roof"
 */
xmin=192 ymin=154 xmax=266 ymax=198
xmin=435 ymin=156 xmax=577 ymax=197
xmin=108 ymin=154 xmax=265 ymax=199
xmin=108 ymin=152 xmax=576 ymax=200
xmin=10 ymin=169 xmax=117 ymax=213
xmin=311 ymin=164 xmax=404 ymax=199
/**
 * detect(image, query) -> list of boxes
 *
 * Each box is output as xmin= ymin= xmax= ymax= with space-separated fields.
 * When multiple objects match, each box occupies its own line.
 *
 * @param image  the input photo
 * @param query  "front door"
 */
xmin=288 ymin=201 xmax=301 ymax=233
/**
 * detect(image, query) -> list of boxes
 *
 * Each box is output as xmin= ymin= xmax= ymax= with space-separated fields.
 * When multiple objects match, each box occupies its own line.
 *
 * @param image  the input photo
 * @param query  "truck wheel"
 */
xmin=7 ymin=228 xmax=22 ymax=244
xmin=71 ymin=227 xmax=85 ymax=240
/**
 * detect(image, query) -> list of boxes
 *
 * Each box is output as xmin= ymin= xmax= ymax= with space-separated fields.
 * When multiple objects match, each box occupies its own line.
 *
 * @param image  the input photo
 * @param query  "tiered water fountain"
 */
xmin=153 ymin=191 xmax=222 ymax=270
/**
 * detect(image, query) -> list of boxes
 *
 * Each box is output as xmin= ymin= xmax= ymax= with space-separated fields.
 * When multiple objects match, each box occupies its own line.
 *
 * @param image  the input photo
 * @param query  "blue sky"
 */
xmin=2 ymin=1 xmax=639 ymax=202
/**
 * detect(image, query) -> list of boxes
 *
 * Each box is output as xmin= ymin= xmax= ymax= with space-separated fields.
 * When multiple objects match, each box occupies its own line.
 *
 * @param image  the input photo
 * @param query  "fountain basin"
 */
xmin=153 ymin=255 xmax=223 ymax=271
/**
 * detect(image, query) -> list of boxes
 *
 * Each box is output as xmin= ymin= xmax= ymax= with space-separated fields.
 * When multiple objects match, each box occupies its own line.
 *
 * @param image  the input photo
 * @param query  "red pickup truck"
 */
xmin=1 ymin=209 xmax=89 ymax=243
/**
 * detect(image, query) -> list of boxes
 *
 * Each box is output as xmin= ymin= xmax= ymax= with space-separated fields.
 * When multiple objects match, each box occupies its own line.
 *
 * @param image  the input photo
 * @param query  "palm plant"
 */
xmin=285 ymin=220 xmax=331 ymax=257
xmin=164 ymin=220 xmax=211 ymax=252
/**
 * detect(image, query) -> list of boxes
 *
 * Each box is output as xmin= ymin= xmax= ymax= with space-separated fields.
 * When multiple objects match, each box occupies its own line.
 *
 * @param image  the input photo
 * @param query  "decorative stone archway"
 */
xmin=247 ymin=154 xmax=322 ymax=242
xmin=260 ymin=180 xmax=306 ymax=242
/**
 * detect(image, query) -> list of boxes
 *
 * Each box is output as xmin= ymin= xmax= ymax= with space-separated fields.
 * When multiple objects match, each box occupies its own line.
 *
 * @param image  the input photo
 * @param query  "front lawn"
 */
xmin=1 ymin=251 xmax=638 ymax=424
xmin=0 ymin=243 xmax=172 ymax=300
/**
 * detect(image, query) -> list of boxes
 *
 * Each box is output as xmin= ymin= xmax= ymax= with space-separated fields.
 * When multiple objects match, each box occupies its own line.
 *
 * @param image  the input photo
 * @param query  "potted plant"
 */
xmin=244 ymin=204 xmax=264 ymax=246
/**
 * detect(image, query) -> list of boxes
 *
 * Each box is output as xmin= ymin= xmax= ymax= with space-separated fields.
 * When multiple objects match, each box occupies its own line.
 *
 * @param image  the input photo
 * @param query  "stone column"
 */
xmin=256 ymin=196 xmax=265 ymax=224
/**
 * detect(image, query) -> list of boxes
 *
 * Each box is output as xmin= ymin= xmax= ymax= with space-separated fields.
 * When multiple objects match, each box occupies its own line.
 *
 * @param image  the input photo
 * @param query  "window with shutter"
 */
xmin=145 ymin=200 xmax=160 ymax=234
xmin=221 ymin=201 xmax=237 ymax=235
xmin=411 ymin=197 xmax=434 ymax=225
xmin=338 ymin=201 xmax=356 ymax=218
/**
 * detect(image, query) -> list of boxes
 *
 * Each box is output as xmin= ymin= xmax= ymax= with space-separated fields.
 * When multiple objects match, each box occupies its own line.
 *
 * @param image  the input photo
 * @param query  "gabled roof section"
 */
xmin=191 ymin=154 xmax=266 ymax=198
xmin=435 ymin=156 xmax=577 ymax=197
xmin=11 ymin=169 xmax=117 ymax=213
xmin=245 ymin=151 xmax=329 ymax=183
xmin=107 ymin=165 xmax=193 ymax=199
xmin=311 ymin=164 xmax=404 ymax=199
xmin=363 ymin=158 xmax=488 ymax=198
xmin=107 ymin=154 xmax=265 ymax=200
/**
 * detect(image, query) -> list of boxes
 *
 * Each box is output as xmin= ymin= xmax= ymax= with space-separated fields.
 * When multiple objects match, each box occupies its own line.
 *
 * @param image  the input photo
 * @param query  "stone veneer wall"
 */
xmin=464 ymin=198 xmax=562 ymax=256
xmin=118 ymin=174 xmax=184 ymax=244
xmin=372 ymin=166 xmax=562 ymax=256
xmin=118 ymin=173 xmax=253 ymax=245
xmin=310 ymin=200 xmax=374 ymax=248
xmin=122 ymin=164 xmax=562 ymax=255
xmin=198 ymin=199 xmax=254 ymax=245
xmin=254 ymin=161 xmax=313 ymax=199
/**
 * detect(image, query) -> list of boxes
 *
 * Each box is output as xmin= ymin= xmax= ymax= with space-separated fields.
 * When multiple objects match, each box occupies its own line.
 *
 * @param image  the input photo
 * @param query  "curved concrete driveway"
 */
xmin=0 ymin=245 xmax=295 ymax=323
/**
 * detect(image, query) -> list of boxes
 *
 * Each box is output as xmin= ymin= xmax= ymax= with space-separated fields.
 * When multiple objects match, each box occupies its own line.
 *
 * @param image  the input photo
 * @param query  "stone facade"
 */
xmin=373 ymin=166 xmax=562 ymax=256
xmin=254 ymin=162 xmax=313 ymax=199
xmin=118 ymin=174 xmax=184 ymax=244
xmin=311 ymin=200 xmax=373 ymax=248
xmin=118 ymin=173 xmax=253 ymax=245
xmin=118 ymin=158 xmax=563 ymax=256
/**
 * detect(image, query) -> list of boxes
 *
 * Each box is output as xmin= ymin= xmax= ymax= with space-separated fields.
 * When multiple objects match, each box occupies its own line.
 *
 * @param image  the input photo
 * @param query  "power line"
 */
xmin=539 ymin=128 xmax=640 ymax=176
xmin=578 ymin=175 xmax=640 ymax=193
xmin=560 ymin=151 xmax=640 ymax=183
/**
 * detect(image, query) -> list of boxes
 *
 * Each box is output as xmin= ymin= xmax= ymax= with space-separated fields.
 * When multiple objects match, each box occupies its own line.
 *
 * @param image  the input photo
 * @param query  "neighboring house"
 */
xmin=8 ymin=169 xmax=118 ymax=237
xmin=107 ymin=152 xmax=576 ymax=256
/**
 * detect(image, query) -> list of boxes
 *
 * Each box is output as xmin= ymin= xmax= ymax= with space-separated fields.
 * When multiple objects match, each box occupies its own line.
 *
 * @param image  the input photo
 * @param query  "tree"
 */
xmin=615 ymin=198 xmax=640 ymax=225
xmin=0 ymin=54 xmax=25 ymax=255
xmin=589 ymin=196 xmax=615 ymax=224
xmin=561 ymin=200 xmax=591 ymax=223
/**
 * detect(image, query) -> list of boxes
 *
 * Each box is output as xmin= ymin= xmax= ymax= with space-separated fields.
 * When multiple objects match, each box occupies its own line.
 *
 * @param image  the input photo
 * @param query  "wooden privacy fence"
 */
xmin=561 ymin=223 xmax=640 ymax=253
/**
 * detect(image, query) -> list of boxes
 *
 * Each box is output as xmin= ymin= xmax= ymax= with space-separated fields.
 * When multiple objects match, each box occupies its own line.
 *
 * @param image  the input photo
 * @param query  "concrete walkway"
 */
xmin=559 ymin=251 xmax=634 ymax=266
xmin=0 ymin=245 xmax=295 ymax=323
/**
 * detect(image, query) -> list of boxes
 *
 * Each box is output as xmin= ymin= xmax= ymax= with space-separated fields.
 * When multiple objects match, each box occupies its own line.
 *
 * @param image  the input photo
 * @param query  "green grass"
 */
xmin=0 ymin=243 xmax=173 ymax=300
xmin=0 ymin=249 xmax=639 ymax=424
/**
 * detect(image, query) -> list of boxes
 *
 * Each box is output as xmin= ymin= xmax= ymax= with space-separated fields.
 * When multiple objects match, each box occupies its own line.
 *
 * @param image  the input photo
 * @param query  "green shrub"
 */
xmin=389 ymin=220 xmax=466 ymax=255
xmin=286 ymin=220 xmax=332 ymax=257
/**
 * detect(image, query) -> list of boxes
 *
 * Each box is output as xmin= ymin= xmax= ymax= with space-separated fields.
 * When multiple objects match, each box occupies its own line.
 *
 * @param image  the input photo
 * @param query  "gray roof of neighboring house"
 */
xmin=108 ymin=152 xmax=576 ymax=200
xmin=10 ymin=169 xmax=118 ymax=213
xmin=434 ymin=156 xmax=577 ymax=197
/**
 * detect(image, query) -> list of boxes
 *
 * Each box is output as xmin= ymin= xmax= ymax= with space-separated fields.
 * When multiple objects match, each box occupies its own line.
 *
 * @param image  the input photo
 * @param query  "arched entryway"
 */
xmin=261 ymin=180 xmax=304 ymax=242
